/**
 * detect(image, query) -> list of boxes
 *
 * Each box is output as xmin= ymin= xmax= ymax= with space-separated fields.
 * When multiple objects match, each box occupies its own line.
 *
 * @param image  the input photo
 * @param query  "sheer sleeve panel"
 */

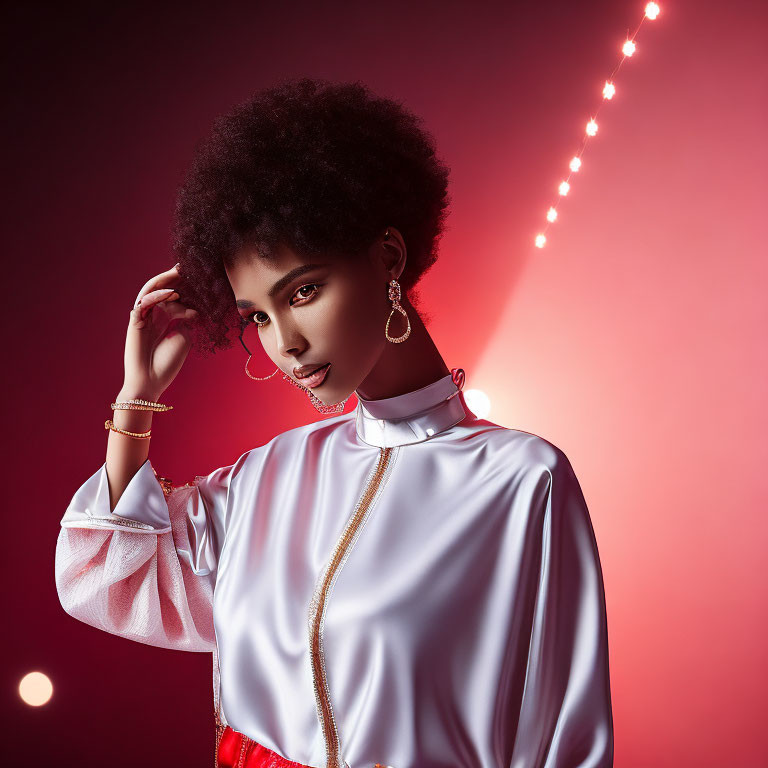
xmin=54 ymin=456 xmax=243 ymax=652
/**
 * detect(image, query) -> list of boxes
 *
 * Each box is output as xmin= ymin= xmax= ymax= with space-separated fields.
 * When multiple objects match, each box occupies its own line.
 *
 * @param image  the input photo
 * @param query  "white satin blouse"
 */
xmin=55 ymin=371 xmax=613 ymax=767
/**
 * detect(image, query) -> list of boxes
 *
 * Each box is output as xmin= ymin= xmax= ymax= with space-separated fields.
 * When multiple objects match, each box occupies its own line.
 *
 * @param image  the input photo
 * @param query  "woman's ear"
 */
xmin=381 ymin=227 xmax=407 ymax=282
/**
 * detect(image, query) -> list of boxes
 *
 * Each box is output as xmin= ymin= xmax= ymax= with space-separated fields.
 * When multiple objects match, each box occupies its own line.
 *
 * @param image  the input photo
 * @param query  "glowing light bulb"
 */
xmin=569 ymin=157 xmax=582 ymax=172
xmin=603 ymin=81 xmax=616 ymax=99
xmin=546 ymin=207 xmax=558 ymax=222
xmin=622 ymin=40 xmax=636 ymax=57
xmin=19 ymin=672 xmax=53 ymax=707
xmin=464 ymin=389 xmax=491 ymax=419
xmin=586 ymin=119 xmax=598 ymax=136
xmin=558 ymin=181 xmax=570 ymax=196
xmin=645 ymin=2 xmax=660 ymax=20
xmin=535 ymin=234 xmax=546 ymax=248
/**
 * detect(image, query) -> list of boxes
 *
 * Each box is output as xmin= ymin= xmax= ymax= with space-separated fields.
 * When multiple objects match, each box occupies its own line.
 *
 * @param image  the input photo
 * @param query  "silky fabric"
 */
xmin=55 ymin=371 xmax=613 ymax=767
xmin=216 ymin=724 xmax=314 ymax=768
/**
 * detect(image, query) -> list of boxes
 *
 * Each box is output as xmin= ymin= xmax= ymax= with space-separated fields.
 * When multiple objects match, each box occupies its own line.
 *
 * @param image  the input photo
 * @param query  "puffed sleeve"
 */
xmin=509 ymin=450 xmax=614 ymax=768
xmin=54 ymin=457 xmax=239 ymax=652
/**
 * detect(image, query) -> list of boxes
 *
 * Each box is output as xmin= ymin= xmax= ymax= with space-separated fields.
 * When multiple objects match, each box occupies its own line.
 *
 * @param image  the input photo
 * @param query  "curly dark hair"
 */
xmin=170 ymin=76 xmax=452 ymax=358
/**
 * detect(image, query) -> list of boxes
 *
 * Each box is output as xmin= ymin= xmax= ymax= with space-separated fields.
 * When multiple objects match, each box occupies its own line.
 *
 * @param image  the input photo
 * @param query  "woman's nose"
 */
xmin=273 ymin=319 xmax=306 ymax=358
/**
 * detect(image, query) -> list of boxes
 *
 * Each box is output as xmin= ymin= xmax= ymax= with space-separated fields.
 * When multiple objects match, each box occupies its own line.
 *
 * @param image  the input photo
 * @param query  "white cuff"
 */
xmin=60 ymin=459 xmax=172 ymax=534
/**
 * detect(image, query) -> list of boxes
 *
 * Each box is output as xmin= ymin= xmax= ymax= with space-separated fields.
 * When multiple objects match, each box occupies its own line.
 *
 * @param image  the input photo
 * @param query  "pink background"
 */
xmin=4 ymin=0 xmax=766 ymax=765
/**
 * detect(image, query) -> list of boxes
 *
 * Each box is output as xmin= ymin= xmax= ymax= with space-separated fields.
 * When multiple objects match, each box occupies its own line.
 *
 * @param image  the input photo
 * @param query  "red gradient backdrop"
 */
xmin=3 ymin=1 xmax=766 ymax=765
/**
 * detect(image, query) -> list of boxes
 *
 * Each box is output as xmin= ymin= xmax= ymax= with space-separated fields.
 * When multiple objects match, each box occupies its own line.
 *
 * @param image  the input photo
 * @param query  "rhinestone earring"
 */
xmin=245 ymin=357 xmax=348 ymax=415
xmin=240 ymin=323 xmax=279 ymax=380
xmin=281 ymin=372 xmax=350 ymax=415
xmin=385 ymin=278 xmax=411 ymax=343
xmin=240 ymin=318 xmax=348 ymax=414
xmin=244 ymin=358 xmax=279 ymax=380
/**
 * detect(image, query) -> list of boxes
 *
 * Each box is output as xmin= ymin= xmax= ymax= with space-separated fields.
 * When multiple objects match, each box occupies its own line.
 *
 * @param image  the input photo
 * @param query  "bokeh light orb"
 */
xmin=19 ymin=671 xmax=53 ymax=706
xmin=622 ymin=40 xmax=637 ymax=57
xmin=464 ymin=389 xmax=491 ymax=419
xmin=645 ymin=3 xmax=660 ymax=20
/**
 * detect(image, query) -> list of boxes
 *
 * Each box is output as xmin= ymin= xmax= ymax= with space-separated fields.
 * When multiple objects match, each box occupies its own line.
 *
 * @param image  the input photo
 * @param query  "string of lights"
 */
xmin=534 ymin=1 xmax=662 ymax=249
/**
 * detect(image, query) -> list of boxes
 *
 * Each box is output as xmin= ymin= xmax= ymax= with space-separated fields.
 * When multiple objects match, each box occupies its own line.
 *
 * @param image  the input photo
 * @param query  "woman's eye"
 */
xmin=293 ymin=283 xmax=320 ymax=302
xmin=247 ymin=283 xmax=322 ymax=328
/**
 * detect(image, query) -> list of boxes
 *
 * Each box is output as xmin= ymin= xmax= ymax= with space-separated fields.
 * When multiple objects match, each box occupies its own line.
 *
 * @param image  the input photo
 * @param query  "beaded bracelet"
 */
xmin=104 ymin=419 xmax=152 ymax=439
xmin=111 ymin=398 xmax=173 ymax=412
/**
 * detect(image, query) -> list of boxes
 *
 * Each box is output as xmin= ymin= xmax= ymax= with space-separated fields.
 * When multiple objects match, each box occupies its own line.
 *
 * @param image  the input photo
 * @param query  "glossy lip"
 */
xmin=300 ymin=363 xmax=331 ymax=388
xmin=294 ymin=362 xmax=330 ymax=378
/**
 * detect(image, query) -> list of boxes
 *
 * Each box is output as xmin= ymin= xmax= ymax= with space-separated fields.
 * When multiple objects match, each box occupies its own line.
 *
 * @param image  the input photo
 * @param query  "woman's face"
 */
xmin=225 ymin=240 xmax=395 ymax=406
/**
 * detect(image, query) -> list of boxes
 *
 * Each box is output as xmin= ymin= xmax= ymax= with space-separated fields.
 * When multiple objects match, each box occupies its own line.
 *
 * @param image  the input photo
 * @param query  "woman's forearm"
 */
xmin=105 ymin=389 xmax=157 ymax=512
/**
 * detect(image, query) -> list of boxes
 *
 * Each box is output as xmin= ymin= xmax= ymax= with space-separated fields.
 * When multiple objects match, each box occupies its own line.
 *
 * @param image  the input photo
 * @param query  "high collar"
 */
xmin=354 ymin=370 xmax=467 ymax=448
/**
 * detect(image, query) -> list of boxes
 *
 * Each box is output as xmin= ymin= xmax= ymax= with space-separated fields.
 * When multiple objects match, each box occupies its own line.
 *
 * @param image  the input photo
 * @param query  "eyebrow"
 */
xmin=235 ymin=263 xmax=329 ymax=309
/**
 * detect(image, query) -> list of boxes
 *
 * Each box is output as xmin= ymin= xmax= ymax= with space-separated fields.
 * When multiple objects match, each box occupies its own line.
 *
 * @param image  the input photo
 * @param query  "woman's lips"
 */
xmin=300 ymin=363 xmax=331 ymax=388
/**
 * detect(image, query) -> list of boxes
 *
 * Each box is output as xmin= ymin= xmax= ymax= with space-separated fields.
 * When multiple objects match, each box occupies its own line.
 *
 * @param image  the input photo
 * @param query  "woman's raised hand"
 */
xmin=122 ymin=263 xmax=199 ymax=400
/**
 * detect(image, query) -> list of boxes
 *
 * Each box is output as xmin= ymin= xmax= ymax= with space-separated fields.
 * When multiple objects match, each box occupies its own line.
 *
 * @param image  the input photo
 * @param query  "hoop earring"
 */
xmin=385 ymin=278 xmax=411 ymax=343
xmin=244 ymin=357 xmax=279 ymax=381
xmin=281 ymin=372 xmax=350 ymax=415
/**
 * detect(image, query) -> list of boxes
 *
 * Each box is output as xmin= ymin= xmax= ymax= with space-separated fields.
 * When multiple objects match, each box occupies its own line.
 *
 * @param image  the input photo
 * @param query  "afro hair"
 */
xmin=171 ymin=76 xmax=452 ymax=358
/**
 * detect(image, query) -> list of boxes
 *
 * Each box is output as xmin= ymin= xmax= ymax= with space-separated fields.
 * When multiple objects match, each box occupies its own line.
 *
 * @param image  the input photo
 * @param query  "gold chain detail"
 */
xmin=104 ymin=419 xmax=152 ymax=439
xmin=214 ymin=719 xmax=225 ymax=768
xmin=236 ymin=734 xmax=247 ymax=767
xmin=308 ymin=447 xmax=395 ymax=768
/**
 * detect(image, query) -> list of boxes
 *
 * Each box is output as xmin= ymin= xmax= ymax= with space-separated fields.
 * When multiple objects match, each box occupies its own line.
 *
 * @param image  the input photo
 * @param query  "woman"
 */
xmin=55 ymin=77 xmax=613 ymax=768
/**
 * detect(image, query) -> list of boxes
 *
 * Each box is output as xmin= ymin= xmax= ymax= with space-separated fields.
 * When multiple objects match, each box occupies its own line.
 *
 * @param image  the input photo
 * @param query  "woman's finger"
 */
xmin=132 ymin=263 xmax=182 ymax=308
xmin=135 ymin=288 xmax=180 ymax=321
xmin=159 ymin=300 xmax=199 ymax=322
xmin=125 ymin=292 xmax=193 ymax=367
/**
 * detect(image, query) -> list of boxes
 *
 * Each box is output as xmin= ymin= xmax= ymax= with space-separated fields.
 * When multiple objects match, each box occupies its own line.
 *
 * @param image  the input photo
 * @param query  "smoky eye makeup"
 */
xmin=239 ymin=282 xmax=324 ymax=327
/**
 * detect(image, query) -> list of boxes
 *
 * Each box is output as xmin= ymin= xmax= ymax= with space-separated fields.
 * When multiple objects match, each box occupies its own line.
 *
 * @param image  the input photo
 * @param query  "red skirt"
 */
xmin=215 ymin=723 xmax=313 ymax=768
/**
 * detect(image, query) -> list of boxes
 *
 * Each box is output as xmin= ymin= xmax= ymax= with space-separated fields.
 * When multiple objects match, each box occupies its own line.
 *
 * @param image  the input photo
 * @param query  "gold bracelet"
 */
xmin=105 ymin=419 xmax=152 ymax=439
xmin=111 ymin=398 xmax=173 ymax=412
